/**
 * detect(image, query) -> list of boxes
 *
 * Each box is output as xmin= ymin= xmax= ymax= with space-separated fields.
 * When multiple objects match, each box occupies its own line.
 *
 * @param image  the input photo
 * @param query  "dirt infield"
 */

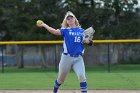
xmin=0 ymin=90 xmax=140 ymax=93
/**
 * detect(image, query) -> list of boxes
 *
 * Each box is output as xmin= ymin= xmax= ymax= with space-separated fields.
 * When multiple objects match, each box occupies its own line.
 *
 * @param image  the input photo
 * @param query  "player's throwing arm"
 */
xmin=36 ymin=20 xmax=61 ymax=35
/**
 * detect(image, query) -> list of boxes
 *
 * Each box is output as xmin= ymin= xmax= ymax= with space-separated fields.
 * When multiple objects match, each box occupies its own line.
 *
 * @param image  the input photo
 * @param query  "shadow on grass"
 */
xmin=86 ymin=64 xmax=140 ymax=73
xmin=1 ymin=64 xmax=140 ymax=73
xmin=0 ymin=67 xmax=57 ymax=73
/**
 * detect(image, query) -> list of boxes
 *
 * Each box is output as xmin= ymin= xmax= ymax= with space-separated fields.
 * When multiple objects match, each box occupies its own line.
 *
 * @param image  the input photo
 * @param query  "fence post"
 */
xmin=107 ymin=43 xmax=110 ymax=72
xmin=21 ymin=45 xmax=24 ymax=68
xmin=1 ymin=45 xmax=4 ymax=73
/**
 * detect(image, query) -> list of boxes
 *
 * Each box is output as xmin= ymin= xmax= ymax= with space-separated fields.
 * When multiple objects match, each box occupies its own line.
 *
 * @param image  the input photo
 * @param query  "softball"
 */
xmin=37 ymin=20 xmax=43 ymax=26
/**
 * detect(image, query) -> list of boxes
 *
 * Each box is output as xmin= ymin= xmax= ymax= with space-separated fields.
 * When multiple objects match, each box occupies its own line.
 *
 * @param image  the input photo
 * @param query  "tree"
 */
xmin=0 ymin=0 xmax=140 ymax=40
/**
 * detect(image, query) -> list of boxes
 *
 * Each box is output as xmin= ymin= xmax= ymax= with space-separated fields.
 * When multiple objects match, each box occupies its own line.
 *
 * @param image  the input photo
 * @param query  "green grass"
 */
xmin=0 ymin=64 xmax=140 ymax=90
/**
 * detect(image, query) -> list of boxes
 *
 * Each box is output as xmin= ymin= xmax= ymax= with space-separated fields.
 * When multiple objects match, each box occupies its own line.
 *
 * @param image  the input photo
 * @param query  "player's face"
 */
xmin=66 ymin=16 xmax=76 ymax=26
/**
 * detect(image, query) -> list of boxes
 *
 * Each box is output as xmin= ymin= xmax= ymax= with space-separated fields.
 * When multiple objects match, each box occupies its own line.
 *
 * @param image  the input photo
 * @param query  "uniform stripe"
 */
xmin=53 ymin=80 xmax=61 ymax=93
xmin=63 ymin=39 xmax=68 ymax=53
xmin=80 ymin=82 xmax=87 ymax=93
xmin=82 ymin=49 xmax=85 ymax=54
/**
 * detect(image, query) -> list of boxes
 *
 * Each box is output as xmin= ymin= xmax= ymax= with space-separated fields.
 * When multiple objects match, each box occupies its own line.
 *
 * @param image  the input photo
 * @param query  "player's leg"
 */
xmin=53 ymin=54 xmax=72 ymax=93
xmin=53 ymin=80 xmax=61 ymax=93
xmin=73 ymin=56 xmax=87 ymax=93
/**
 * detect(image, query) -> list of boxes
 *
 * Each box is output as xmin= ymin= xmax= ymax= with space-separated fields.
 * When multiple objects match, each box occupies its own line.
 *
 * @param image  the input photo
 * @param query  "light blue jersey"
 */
xmin=60 ymin=27 xmax=84 ymax=56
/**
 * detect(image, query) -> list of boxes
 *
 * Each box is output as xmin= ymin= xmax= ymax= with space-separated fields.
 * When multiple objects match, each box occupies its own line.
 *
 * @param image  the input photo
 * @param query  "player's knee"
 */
xmin=60 ymin=80 xmax=65 ymax=84
xmin=57 ymin=79 xmax=65 ymax=84
xmin=78 ymin=74 xmax=86 ymax=82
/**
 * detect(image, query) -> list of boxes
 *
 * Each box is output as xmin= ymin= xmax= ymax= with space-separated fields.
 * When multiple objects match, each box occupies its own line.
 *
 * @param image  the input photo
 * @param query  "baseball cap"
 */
xmin=61 ymin=11 xmax=80 ymax=27
xmin=64 ymin=11 xmax=76 ymax=19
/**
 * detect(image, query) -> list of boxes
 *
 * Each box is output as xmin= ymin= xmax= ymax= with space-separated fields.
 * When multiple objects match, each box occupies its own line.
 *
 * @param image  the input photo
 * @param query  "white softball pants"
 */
xmin=57 ymin=53 xmax=86 ymax=84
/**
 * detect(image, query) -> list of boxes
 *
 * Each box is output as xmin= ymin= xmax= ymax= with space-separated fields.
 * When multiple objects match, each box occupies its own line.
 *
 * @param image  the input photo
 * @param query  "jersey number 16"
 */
xmin=74 ymin=36 xmax=81 ymax=43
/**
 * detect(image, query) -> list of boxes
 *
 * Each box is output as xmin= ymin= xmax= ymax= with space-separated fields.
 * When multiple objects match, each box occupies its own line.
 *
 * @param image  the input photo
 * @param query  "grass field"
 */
xmin=0 ymin=64 xmax=140 ymax=90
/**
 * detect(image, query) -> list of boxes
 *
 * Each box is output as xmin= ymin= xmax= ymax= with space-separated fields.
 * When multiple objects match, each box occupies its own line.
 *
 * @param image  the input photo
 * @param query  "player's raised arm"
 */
xmin=36 ymin=20 xmax=61 ymax=36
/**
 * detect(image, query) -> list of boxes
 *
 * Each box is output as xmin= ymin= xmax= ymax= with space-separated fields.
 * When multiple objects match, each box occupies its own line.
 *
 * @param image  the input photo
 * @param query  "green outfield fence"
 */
xmin=0 ymin=39 xmax=140 ymax=73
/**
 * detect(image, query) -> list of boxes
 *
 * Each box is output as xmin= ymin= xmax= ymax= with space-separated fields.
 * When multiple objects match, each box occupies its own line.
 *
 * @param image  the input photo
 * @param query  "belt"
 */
xmin=63 ymin=53 xmax=81 ymax=57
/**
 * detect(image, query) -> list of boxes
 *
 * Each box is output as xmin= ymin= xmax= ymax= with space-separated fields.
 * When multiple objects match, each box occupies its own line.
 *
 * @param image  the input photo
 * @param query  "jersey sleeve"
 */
xmin=81 ymin=28 xmax=85 ymax=33
xmin=60 ymin=28 xmax=66 ymax=37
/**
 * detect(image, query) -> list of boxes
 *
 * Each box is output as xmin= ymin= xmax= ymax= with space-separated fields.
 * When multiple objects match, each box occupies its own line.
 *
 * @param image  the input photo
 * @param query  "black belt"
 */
xmin=63 ymin=53 xmax=81 ymax=57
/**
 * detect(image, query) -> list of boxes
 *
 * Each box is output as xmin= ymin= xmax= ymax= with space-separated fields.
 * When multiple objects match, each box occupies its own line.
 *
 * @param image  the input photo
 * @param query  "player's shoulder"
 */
xmin=77 ymin=27 xmax=85 ymax=32
xmin=60 ymin=27 xmax=71 ymax=31
xmin=61 ymin=27 xmax=84 ymax=32
xmin=79 ymin=27 xmax=85 ymax=30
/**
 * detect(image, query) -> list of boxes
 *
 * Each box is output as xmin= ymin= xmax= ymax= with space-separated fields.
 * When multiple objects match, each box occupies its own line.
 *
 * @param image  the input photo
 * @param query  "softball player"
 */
xmin=37 ymin=11 xmax=91 ymax=93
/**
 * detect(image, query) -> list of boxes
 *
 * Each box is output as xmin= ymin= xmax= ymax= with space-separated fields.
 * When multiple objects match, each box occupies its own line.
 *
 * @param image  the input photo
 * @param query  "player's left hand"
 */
xmin=83 ymin=39 xmax=93 ymax=46
xmin=87 ymin=40 xmax=93 ymax=46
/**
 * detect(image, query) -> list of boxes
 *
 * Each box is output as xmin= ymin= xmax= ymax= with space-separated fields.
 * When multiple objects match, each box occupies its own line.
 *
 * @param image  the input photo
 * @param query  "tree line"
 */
xmin=0 ymin=0 xmax=140 ymax=41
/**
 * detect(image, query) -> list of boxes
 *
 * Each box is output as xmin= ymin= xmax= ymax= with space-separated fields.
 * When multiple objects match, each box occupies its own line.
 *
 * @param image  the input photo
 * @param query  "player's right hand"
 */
xmin=36 ymin=20 xmax=44 ymax=27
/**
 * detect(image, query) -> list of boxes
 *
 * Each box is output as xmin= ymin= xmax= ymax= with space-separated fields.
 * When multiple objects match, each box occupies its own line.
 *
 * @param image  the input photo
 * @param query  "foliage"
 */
xmin=0 ymin=0 xmax=140 ymax=41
